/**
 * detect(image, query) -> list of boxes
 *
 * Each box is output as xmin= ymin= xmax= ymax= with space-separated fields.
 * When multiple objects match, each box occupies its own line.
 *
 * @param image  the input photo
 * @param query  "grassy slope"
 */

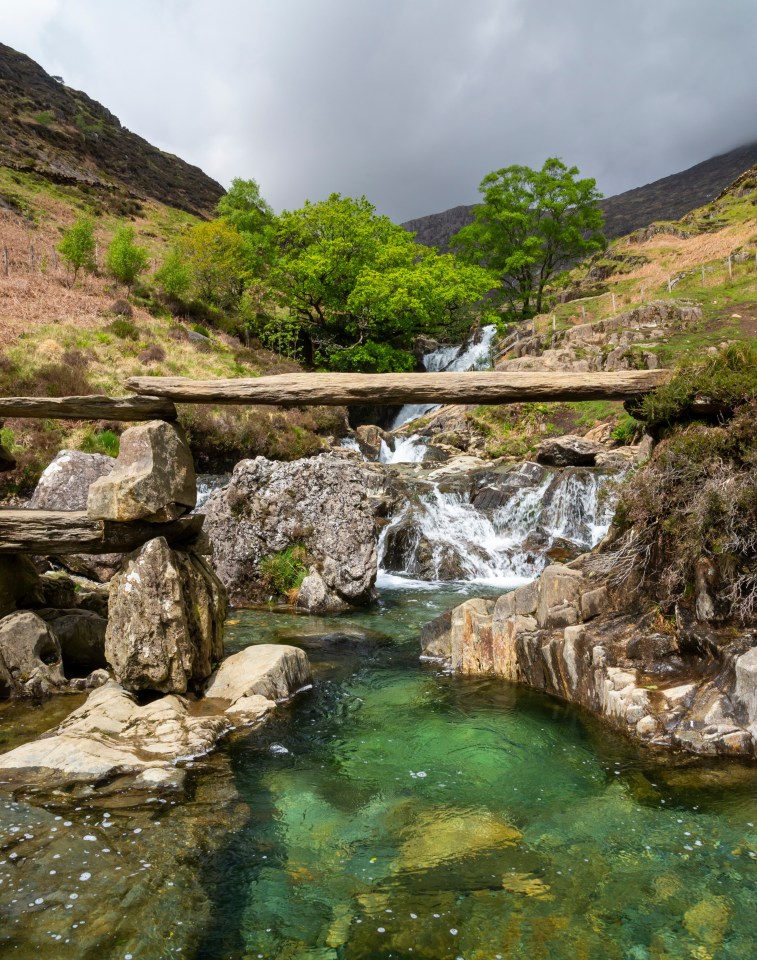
xmin=460 ymin=170 xmax=757 ymax=458
xmin=0 ymin=171 xmax=344 ymax=495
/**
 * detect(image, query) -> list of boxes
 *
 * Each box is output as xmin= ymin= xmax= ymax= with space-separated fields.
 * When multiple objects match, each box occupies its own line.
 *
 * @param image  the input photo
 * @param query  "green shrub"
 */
xmin=611 ymin=414 xmax=642 ymax=445
xmin=80 ymin=429 xmax=120 ymax=457
xmin=324 ymin=340 xmax=415 ymax=373
xmin=154 ymin=248 xmax=192 ymax=300
xmin=259 ymin=545 xmax=309 ymax=597
xmin=637 ymin=342 xmax=757 ymax=427
xmin=108 ymin=317 xmax=140 ymax=340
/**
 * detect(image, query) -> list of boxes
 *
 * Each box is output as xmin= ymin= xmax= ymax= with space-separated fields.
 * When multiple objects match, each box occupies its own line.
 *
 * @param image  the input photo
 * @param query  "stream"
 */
xmin=2 ymin=585 xmax=757 ymax=959
xmin=1 ymin=327 xmax=756 ymax=958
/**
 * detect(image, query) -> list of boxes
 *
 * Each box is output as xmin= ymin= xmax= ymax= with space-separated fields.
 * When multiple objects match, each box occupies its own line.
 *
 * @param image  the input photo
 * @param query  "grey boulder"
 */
xmin=87 ymin=420 xmax=196 ymax=522
xmin=0 ymin=611 xmax=66 ymax=698
xmin=105 ymin=537 xmax=226 ymax=694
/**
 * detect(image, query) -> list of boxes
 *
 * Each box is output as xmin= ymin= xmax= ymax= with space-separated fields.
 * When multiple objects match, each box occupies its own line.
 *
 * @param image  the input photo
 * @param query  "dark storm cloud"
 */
xmin=3 ymin=0 xmax=757 ymax=220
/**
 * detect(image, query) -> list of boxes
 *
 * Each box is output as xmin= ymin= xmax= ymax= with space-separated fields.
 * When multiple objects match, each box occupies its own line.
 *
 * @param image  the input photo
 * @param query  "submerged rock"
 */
xmin=105 ymin=537 xmax=226 ymax=694
xmin=87 ymin=420 xmax=196 ymax=522
xmin=204 ymin=454 xmax=389 ymax=611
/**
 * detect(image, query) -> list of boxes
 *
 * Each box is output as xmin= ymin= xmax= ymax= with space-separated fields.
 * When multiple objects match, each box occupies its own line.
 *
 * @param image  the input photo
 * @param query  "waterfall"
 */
xmin=377 ymin=465 xmax=622 ymax=587
xmin=379 ymin=435 xmax=427 ymax=464
xmin=390 ymin=324 xmax=498 ymax=431
xmin=195 ymin=473 xmax=230 ymax=509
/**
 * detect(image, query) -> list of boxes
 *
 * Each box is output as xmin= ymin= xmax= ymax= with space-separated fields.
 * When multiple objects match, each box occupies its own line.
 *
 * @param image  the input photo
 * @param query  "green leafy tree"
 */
xmin=180 ymin=220 xmax=249 ymax=307
xmin=217 ymin=177 xmax=273 ymax=235
xmin=58 ymin=217 xmax=96 ymax=283
xmin=105 ymin=224 xmax=149 ymax=292
xmin=270 ymin=194 xmax=494 ymax=369
xmin=154 ymin=247 xmax=192 ymax=300
xmin=452 ymin=158 xmax=605 ymax=319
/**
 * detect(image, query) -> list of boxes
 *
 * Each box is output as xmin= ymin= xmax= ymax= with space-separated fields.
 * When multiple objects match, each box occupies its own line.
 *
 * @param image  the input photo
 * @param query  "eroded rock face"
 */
xmin=87 ymin=420 xmax=196 ymax=522
xmin=105 ymin=537 xmax=226 ymax=694
xmin=29 ymin=450 xmax=122 ymax=582
xmin=204 ymin=454 xmax=389 ymax=611
xmin=0 ymin=611 xmax=66 ymax=698
xmin=422 ymin=564 xmax=757 ymax=757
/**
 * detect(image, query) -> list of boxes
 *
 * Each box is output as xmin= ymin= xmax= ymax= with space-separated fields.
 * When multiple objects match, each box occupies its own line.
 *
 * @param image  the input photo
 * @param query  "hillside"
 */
xmin=0 ymin=43 xmax=224 ymax=219
xmin=403 ymin=141 xmax=757 ymax=249
xmin=403 ymin=163 xmax=757 ymax=458
xmin=0 ymin=47 xmax=347 ymax=497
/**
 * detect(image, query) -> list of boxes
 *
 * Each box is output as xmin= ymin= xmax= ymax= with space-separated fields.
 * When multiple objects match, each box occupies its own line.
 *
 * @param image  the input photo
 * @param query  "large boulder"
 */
xmin=204 ymin=643 xmax=312 ymax=704
xmin=87 ymin=420 xmax=196 ymax=522
xmin=0 ymin=611 xmax=66 ymax=698
xmin=29 ymin=450 xmax=122 ymax=582
xmin=204 ymin=454 xmax=387 ymax=611
xmin=535 ymin=435 xmax=604 ymax=466
xmin=105 ymin=537 xmax=227 ymax=694
xmin=30 ymin=449 xmax=115 ymax=510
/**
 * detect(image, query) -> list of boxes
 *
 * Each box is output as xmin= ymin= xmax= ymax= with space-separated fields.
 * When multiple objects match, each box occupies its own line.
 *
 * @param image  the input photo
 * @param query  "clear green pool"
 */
xmin=202 ymin=586 xmax=757 ymax=960
xmin=1 ymin=584 xmax=756 ymax=959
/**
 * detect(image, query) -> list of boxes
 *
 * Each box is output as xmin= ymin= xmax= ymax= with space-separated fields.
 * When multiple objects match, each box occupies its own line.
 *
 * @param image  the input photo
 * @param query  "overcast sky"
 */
xmin=3 ymin=0 xmax=757 ymax=222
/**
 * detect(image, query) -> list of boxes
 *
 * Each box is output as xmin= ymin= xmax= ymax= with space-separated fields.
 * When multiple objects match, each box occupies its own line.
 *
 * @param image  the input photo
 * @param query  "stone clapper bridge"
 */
xmin=0 ymin=369 xmax=668 ymax=558
xmin=0 ymin=370 xmax=674 ymax=790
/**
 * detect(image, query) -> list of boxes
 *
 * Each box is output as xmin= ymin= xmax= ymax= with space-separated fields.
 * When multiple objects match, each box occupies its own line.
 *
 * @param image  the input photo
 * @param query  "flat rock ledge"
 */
xmin=0 ymin=643 xmax=312 ymax=796
xmin=422 ymin=563 xmax=757 ymax=757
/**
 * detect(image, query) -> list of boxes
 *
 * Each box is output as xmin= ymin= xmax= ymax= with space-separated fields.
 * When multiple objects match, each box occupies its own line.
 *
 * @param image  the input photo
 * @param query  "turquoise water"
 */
xmin=198 ymin=586 xmax=757 ymax=960
xmin=1 ymin=584 xmax=756 ymax=959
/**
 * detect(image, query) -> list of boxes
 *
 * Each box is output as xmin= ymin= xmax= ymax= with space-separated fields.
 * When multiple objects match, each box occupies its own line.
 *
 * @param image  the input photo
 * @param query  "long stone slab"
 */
xmin=124 ymin=370 xmax=671 ymax=406
xmin=0 ymin=510 xmax=203 ymax=555
xmin=0 ymin=395 xmax=177 ymax=421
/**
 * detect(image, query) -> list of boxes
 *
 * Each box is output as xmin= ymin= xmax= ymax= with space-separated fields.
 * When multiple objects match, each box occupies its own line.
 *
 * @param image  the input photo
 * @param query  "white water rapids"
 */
xmin=377 ymin=466 xmax=619 ymax=589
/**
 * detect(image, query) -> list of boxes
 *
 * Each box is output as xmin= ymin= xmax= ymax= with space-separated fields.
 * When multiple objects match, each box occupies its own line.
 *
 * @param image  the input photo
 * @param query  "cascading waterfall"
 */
xmin=378 ymin=466 xmax=622 ymax=587
xmin=389 ymin=324 xmax=498 ymax=432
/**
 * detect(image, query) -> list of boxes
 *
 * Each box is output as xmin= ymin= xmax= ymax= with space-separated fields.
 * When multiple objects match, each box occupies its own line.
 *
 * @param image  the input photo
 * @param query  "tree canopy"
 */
xmin=269 ymin=193 xmax=494 ymax=369
xmin=452 ymin=158 xmax=605 ymax=319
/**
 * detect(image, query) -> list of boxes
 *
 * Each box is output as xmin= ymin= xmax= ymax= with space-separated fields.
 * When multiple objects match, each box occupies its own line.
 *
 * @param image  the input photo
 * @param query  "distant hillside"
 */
xmin=0 ymin=43 xmax=224 ymax=219
xmin=402 ymin=141 xmax=757 ymax=248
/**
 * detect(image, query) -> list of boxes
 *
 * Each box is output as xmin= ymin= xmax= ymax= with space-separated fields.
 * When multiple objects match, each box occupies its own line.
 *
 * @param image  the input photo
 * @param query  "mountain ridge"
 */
xmin=0 ymin=43 xmax=224 ymax=219
xmin=402 ymin=141 xmax=757 ymax=248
